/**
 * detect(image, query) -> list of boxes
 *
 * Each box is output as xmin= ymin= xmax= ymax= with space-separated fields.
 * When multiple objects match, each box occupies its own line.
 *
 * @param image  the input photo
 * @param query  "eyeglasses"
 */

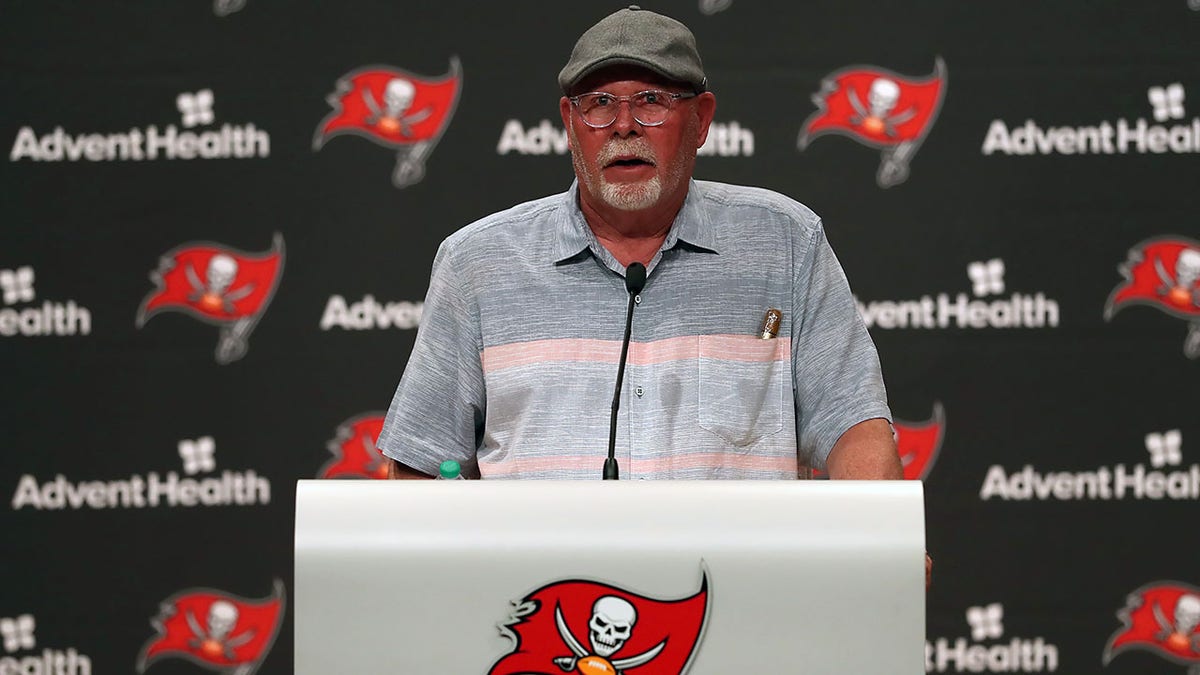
xmin=569 ymin=89 xmax=698 ymax=128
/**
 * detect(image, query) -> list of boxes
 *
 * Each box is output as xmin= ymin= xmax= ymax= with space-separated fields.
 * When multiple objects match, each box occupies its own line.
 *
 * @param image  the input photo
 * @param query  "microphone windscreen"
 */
xmin=625 ymin=262 xmax=647 ymax=295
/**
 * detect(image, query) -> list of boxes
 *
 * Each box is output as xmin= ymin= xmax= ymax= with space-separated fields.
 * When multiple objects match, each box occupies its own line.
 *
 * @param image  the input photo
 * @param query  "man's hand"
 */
xmin=825 ymin=418 xmax=903 ymax=480
xmin=926 ymin=552 xmax=933 ymax=589
xmin=385 ymin=458 xmax=435 ymax=480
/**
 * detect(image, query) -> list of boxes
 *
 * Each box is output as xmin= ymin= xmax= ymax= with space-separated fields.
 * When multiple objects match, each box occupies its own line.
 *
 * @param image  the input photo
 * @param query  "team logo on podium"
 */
xmin=313 ymin=59 xmax=462 ymax=188
xmin=798 ymin=58 xmax=947 ymax=188
xmin=136 ymin=234 xmax=284 ymax=364
xmin=318 ymin=413 xmax=390 ymax=479
xmin=1103 ymin=581 xmax=1200 ymax=668
xmin=489 ymin=570 xmax=709 ymax=675
xmin=1105 ymin=236 xmax=1200 ymax=359
xmin=137 ymin=580 xmax=285 ymax=674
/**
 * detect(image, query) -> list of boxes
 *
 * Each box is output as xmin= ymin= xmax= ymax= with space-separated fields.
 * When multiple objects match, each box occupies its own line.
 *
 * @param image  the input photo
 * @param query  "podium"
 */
xmin=295 ymin=480 xmax=925 ymax=674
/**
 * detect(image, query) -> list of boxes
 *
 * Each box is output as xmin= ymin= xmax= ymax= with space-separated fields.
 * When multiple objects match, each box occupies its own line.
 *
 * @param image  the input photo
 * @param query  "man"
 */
xmin=377 ymin=6 xmax=902 ymax=484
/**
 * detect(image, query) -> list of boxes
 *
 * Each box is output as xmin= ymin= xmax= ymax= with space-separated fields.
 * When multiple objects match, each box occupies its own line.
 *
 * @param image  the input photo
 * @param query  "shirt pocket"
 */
xmin=698 ymin=335 xmax=785 ymax=447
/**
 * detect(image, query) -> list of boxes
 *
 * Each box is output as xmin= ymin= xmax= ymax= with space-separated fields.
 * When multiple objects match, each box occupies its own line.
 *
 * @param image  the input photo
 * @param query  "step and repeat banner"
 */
xmin=2 ymin=1 xmax=1197 ymax=673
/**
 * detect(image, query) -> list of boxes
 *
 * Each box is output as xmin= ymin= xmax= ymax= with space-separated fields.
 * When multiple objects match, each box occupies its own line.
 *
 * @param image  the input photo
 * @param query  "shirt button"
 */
xmin=634 ymin=386 xmax=645 ymax=398
xmin=634 ymin=294 xmax=642 ymax=305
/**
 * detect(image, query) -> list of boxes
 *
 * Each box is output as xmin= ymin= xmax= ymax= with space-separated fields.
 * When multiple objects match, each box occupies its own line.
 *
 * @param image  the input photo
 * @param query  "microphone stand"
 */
xmin=604 ymin=262 xmax=646 ymax=480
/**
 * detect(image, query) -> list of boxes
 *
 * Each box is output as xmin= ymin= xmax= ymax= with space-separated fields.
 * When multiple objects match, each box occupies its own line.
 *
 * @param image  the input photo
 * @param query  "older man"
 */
xmin=377 ymin=6 xmax=902 ymax=483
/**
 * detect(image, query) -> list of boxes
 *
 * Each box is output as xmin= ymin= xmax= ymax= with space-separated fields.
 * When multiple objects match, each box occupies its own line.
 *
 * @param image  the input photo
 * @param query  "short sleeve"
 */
xmin=376 ymin=241 xmax=485 ymax=477
xmin=791 ymin=220 xmax=892 ymax=470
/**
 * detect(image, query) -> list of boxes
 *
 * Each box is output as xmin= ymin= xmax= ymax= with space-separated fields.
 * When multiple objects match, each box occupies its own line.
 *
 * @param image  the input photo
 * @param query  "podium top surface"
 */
xmin=296 ymin=479 xmax=924 ymax=550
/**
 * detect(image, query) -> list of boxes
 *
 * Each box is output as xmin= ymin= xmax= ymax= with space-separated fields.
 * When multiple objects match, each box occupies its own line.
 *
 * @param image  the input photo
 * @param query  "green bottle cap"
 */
xmin=439 ymin=460 xmax=461 ymax=479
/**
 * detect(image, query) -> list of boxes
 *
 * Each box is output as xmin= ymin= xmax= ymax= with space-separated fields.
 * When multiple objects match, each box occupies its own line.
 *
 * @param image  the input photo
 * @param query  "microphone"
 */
xmin=604 ymin=262 xmax=646 ymax=480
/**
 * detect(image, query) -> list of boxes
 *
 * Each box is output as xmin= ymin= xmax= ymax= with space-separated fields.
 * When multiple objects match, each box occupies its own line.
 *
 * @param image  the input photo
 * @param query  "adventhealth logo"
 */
xmin=1 ymin=615 xmax=34 ymax=653
xmin=178 ymin=436 xmax=216 ymax=475
xmin=858 ymin=258 xmax=1060 ymax=330
xmin=496 ymin=119 xmax=755 ymax=157
xmin=320 ymin=295 xmax=423 ymax=330
xmin=11 ymin=436 xmax=270 ymax=510
xmin=980 ymin=429 xmax=1199 ymax=501
xmin=0 ymin=267 xmax=34 ymax=305
xmin=176 ymin=89 xmax=215 ymax=127
xmin=982 ymin=83 xmax=1199 ymax=156
xmin=1147 ymin=83 xmax=1185 ymax=122
xmin=0 ymin=265 xmax=92 ymax=338
xmin=925 ymin=603 xmax=1060 ymax=673
xmin=0 ymin=614 xmax=92 ymax=674
xmin=10 ymin=89 xmax=270 ymax=162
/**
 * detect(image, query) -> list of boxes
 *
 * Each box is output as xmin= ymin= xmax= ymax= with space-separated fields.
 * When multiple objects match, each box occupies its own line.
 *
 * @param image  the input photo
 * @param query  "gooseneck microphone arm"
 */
xmin=604 ymin=262 xmax=647 ymax=480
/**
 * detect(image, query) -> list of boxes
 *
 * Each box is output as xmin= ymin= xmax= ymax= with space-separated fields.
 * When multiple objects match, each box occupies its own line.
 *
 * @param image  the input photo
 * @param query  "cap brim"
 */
xmin=562 ymin=56 xmax=702 ymax=94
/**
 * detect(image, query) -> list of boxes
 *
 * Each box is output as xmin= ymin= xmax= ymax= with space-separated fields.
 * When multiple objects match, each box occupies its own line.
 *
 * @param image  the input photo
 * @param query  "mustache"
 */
xmin=597 ymin=138 xmax=657 ymax=166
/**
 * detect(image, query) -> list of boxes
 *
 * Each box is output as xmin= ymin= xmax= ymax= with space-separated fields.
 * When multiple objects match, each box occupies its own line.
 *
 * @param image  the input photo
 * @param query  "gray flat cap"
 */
xmin=558 ymin=5 xmax=707 ymax=94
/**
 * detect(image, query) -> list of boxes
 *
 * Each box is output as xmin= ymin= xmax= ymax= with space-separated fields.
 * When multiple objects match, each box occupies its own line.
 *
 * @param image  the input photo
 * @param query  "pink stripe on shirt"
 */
xmin=481 ymin=335 xmax=791 ymax=374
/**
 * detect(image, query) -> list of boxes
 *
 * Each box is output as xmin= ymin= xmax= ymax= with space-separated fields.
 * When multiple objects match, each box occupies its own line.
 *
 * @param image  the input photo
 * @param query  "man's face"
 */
xmin=559 ymin=67 xmax=715 ymax=213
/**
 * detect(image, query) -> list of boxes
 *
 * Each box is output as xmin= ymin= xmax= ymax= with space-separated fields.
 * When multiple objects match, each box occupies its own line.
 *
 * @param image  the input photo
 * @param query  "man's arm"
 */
xmin=825 ymin=418 xmax=902 ymax=480
xmin=385 ymin=458 xmax=435 ymax=480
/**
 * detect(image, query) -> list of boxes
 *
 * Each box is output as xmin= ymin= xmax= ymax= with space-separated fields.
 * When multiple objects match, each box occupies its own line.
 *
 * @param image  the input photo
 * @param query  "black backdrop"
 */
xmin=2 ymin=1 xmax=1198 ymax=673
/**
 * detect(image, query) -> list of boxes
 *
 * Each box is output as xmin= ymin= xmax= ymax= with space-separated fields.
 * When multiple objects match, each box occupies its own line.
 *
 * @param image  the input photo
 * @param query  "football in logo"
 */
xmin=1105 ymin=236 xmax=1200 ymax=359
xmin=489 ymin=569 xmax=709 ymax=675
xmin=895 ymin=403 xmax=945 ymax=481
xmin=137 ymin=580 xmax=285 ymax=674
xmin=798 ymin=58 xmax=947 ymax=188
xmin=313 ymin=58 xmax=462 ymax=188
xmin=136 ymin=234 xmax=284 ymax=364
xmin=318 ymin=413 xmax=389 ymax=479
xmin=1103 ymin=581 xmax=1200 ymax=667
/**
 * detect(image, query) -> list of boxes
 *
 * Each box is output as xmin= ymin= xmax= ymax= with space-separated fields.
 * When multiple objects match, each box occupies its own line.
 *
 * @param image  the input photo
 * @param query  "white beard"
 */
xmin=599 ymin=175 xmax=662 ymax=211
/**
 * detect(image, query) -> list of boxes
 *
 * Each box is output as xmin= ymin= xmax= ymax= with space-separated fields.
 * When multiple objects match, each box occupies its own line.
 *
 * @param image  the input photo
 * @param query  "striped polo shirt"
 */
xmin=377 ymin=180 xmax=891 ymax=479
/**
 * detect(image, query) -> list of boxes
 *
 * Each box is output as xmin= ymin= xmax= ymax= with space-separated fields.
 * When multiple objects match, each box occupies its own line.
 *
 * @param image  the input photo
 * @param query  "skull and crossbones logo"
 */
xmin=1154 ymin=248 xmax=1200 ymax=310
xmin=552 ymin=596 xmax=665 ymax=674
xmin=848 ymin=78 xmax=916 ymax=137
xmin=362 ymin=78 xmax=433 ymax=137
xmin=185 ymin=601 xmax=255 ymax=660
xmin=1152 ymin=593 xmax=1200 ymax=653
xmin=186 ymin=254 xmax=253 ymax=314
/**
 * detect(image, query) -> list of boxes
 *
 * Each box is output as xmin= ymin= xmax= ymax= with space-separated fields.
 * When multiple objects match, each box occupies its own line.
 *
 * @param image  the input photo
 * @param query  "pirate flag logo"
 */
xmin=136 ymin=234 xmax=284 ymax=364
xmin=489 ymin=569 xmax=709 ymax=675
xmin=1105 ymin=236 xmax=1200 ymax=359
xmin=318 ymin=413 xmax=389 ymax=479
xmin=895 ymin=402 xmax=945 ymax=481
xmin=1103 ymin=581 xmax=1200 ymax=668
xmin=313 ymin=58 xmax=461 ymax=188
xmin=137 ymin=580 xmax=285 ymax=675
xmin=798 ymin=58 xmax=947 ymax=188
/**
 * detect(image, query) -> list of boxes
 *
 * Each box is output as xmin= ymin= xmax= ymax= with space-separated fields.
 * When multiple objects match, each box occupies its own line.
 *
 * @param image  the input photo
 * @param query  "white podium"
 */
xmin=295 ymin=480 xmax=925 ymax=674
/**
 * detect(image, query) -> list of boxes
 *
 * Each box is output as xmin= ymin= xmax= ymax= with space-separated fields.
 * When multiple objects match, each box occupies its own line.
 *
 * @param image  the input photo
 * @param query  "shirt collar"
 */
xmin=552 ymin=181 xmax=595 ymax=264
xmin=552 ymin=180 xmax=720 ymax=265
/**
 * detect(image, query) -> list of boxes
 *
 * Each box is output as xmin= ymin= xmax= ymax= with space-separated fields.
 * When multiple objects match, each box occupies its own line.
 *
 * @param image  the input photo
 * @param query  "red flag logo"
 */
xmin=896 ymin=403 xmax=945 ymax=481
xmin=137 ymin=580 xmax=285 ymax=674
xmin=318 ymin=413 xmax=389 ymax=479
xmin=1103 ymin=581 xmax=1200 ymax=667
xmin=489 ymin=570 xmax=709 ymax=675
xmin=798 ymin=58 xmax=946 ymax=188
xmin=136 ymin=234 xmax=284 ymax=364
xmin=313 ymin=59 xmax=461 ymax=188
xmin=1105 ymin=236 xmax=1200 ymax=359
